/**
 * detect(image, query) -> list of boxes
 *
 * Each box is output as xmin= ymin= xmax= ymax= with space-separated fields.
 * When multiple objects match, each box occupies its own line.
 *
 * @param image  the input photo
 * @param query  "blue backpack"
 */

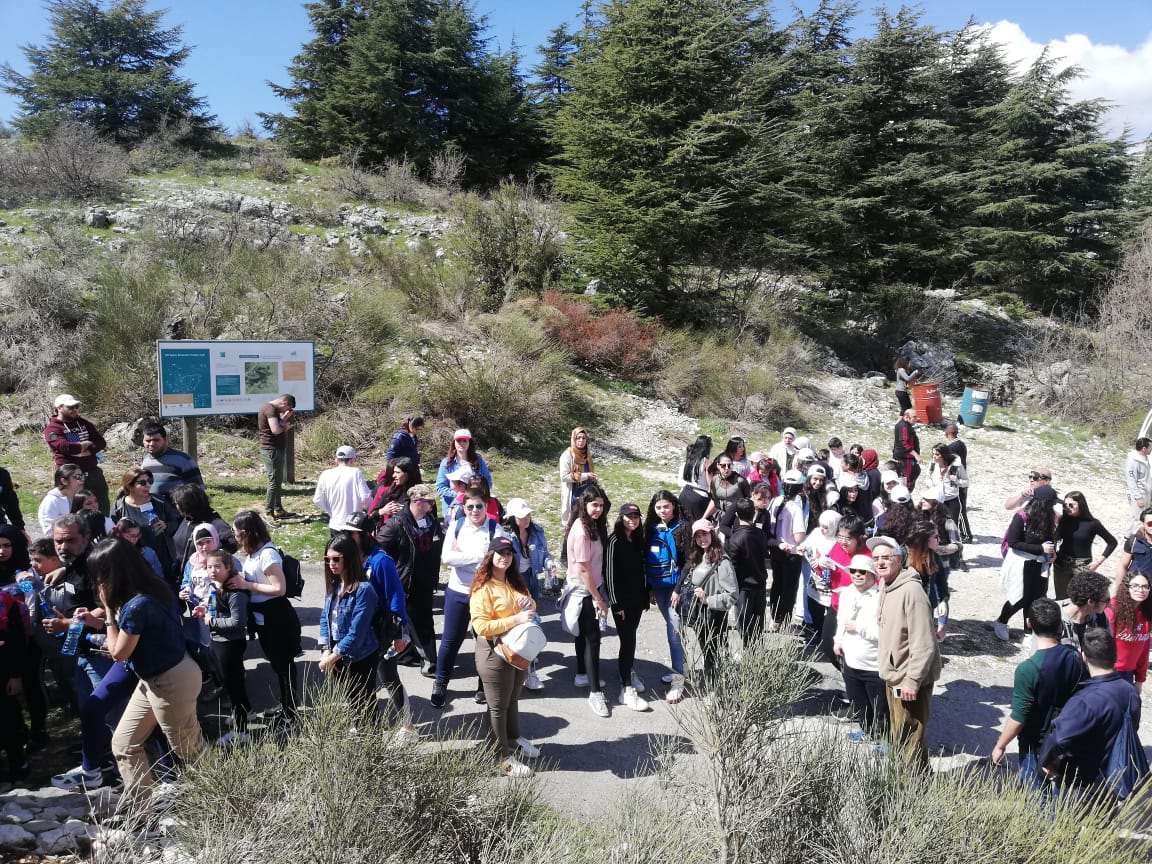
xmin=1104 ymin=709 xmax=1149 ymax=801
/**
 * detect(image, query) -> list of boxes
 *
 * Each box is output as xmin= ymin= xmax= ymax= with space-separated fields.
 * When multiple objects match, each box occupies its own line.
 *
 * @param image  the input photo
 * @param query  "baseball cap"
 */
xmin=794 ymin=437 xmax=811 ymax=451
xmin=506 ymin=497 xmax=533 ymax=519
xmin=691 ymin=518 xmax=714 ymax=535
xmin=407 ymin=483 xmax=437 ymax=502
xmin=848 ymin=554 xmax=874 ymax=573
xmin=880 ymin=470 xmax=900 ymax=486
xmin=889 ymin=484 xmax=911 ymax=504
xmin=54 ymin=394 xmax=81 ymax=408
xmin=453 ymin=428 xmax=472 ymax=441
xmin=782 ymin=468 xmax=804 ymax=485
xmin=489 ymin=536 xmax=515 ymax=555
xmin=795 ymin=448 xmax=816 ymax=463
xmin=867 ymin=536 xmax=902 ymax=555
xmin=1032 ymin=485 xmax=1058 ymax=502
xmin=446 ymin=465 xmax=474 ymax=484
xmin=806 ymin=465 xmax=826 ymax=479
xmin=619 ymin=502 xmax=642 ymax=517
xmin=335 ymin=445 xmax=357 ymax=460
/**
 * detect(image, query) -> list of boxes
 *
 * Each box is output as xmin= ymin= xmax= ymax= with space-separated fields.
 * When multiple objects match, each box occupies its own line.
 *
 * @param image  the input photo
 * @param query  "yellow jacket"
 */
xmin=470 ymin=578 xmax=533 ymax=640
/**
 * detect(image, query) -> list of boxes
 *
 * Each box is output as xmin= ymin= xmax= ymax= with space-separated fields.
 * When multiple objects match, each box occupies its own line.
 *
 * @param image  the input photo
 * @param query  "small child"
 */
xmin=114 ymin=518 xmax=164 ymax=579
xmin=192 ymin=549 xmax=251 ymax=744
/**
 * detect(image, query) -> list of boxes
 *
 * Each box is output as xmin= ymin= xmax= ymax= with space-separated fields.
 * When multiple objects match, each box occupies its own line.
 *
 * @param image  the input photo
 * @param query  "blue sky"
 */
xmin=1 ymin=1 xmax=1150 ymax=138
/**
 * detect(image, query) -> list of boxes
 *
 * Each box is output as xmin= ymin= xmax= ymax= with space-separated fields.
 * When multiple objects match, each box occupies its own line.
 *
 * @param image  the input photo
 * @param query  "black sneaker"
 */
xmin=474 ymin=688 xmax=487 ymax=705
xmin=429 ymin=683 xmax=447 ymax=709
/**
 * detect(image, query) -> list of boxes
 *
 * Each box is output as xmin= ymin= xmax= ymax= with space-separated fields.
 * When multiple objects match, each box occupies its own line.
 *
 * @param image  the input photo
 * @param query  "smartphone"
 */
xmin=892 ymin=687 xmax=903 ymax=700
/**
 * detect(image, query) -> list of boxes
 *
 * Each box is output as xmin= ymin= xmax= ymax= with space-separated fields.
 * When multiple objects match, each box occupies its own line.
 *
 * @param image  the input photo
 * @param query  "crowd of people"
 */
xmin=0 ymin=385 xmax=1146 ymax=801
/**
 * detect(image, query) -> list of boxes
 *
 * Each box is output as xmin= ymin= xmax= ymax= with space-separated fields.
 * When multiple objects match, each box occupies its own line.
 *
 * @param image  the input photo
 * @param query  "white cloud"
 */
xmin=980 ymin=20 xmax=1152 ymax=144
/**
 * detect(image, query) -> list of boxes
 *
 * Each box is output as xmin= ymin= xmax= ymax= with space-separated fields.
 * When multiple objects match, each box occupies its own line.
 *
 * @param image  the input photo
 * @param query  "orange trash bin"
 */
xmin=910 ymin=382 xmax=942 ymax=424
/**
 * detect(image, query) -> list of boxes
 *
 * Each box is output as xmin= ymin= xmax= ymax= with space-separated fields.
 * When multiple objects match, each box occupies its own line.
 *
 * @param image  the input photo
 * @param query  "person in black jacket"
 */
xmin=0 ymin=585 xmax=28 ymax=779
xmin=605 ymin=502 xmax=650 ymax=712
xmin=0 ymin=467 xmax=25 ymax=533
xmin=726 ymin=498 xmax=770 ymax=647
xmin=378 ymin=483 xmax=443 ymax=677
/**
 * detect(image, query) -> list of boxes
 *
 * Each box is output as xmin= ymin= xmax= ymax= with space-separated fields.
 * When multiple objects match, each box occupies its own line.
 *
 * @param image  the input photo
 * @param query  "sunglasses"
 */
xmin=1028 ymin=473 xmax=1050 ymax=481
xmin=849 ymin=569 xmax=871 ymax=575
xmin=717 ymin=462 xmax=732 ymax=468
xmin=464 ymin=504 xmax=485 ymax=511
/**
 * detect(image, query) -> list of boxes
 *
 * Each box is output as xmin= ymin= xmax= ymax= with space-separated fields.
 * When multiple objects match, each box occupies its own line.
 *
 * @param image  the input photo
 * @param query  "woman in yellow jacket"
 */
xmin=469 ymin=536 xmax=540 ymax=776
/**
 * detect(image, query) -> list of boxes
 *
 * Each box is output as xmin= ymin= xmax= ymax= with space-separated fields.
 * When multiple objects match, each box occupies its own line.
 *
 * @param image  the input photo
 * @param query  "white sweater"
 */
xmin=835 ymin=584 xmax=881 ymax=672
xmin=441 ymin=518 xmax=492 ymax=594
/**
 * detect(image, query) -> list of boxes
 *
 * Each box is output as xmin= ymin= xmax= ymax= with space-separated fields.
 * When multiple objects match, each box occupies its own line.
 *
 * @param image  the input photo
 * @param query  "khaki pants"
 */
xmin=112 ymin=656 xmax=204 ymax=795
xmin=886 ymin=684 xmax=932 ymax=769
xmin=475 ymin=639 xmax=525 ymax=761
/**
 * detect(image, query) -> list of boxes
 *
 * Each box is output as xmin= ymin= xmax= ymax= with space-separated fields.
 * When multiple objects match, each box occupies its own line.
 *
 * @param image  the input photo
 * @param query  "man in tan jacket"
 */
xmin=869 ymin=535 xmax=943 ymax=768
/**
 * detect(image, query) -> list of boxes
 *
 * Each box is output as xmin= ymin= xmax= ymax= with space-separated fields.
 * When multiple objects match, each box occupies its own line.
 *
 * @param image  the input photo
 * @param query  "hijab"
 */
xmin=861 ymin=449 xmax=880 ymax=472
xmin=569 ymin=427 xmax=594 ymax=474
xmin=0 ymin=524 xmax=30 ymax=583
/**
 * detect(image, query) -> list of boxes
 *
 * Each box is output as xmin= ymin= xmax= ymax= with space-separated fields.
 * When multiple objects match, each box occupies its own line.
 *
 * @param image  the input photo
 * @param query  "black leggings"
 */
xmin=377 ymin=654 xmax=406 ymax=724
xmin=612 ymin=605 xmax=645 ymax=684
xmin=251 ymin=597 xmax=301 ymax=717
xmin=692 ymin=608 xmax=729 ymax=687
xmin=574 ymin=596 xmax=602 ymax=692
xmin=22 ymin=641 xmax=47 ymax=736
xmin=212 ymin=639 xmax=250 ymax=732
xmin=332 ymin=651 xmax=380 ymax=721
xmin=769 ymin=552 xmax=803 ymax=625
xmin=998 ymin=560 xmax=1047 ymax=631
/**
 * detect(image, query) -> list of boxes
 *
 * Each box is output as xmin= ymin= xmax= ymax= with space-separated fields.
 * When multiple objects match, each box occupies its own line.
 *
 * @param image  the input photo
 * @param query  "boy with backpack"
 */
xmin=991 ymin=598 xmax=1086 ymax=787
xmin=1039 ymin=627 xmax=1147 ymax=797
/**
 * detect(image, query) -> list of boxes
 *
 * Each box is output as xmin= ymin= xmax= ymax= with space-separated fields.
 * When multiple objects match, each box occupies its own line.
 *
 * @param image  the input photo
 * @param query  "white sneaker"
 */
xmin=661 ymin=672 xmax=675 ymax=684
xmin=630 ymin=672 xmax=646 ymax=694
xmin=503 ymin=756 xmax=533 ymax=777
xmin=665 ymin=674 xmax=685 ymax=704
xmin=524 ymin=669 xmax=543 ymax=691
xmin=575 ymin=673 xmax=589 ymax=687
xmin=993 ymin=622 xmax=1010 ymax=641
xmin=516 ymin=737 xmax=541 ymax=759
xmin=623 ymin=686 xmax=650 ymax=712
xmin=588 ymin=691 xmax=610 ymax=718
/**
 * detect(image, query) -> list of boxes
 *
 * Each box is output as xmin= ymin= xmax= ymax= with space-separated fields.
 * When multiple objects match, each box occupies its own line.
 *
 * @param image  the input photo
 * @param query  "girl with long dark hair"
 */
xmin=645 ymin=491 xmax=687 ymax=702
xmin=995 ymin=488 xmax=1059 ymax=642
xmin=318 ymin=533 xmax=380 ymax=715
xmin=710 ymin=455 xmax=750 ymax=520
xmin=722 ymin=437 xmax=750 ymax=478
xmin=470 ymin=539 xmax=539 ymax=775
xmin=606 ymin=503 xmax=650 ymax=711
xmin=370 ymin=457 xmax=423 ymax=522
xmin=672 ymin=520 xmax=737 ymax=691
xmin=1055 ymin=491 xmax=1117 ymax=601
xmin=678 ymin=435 xmax=713 ymax=522
xmin=171 ymin=485 xmax=238 ymax=578
xmin=385 ymin=415 xmax=424 ymax=466
xmin=565 ymin=485 xmax=611 ymax=718
xmin=89 ymin=540 xmax=203 ymax=798
xmin=434 ymin=429 xmax=493 ymax=511
xmin=230 ymin=510 xmax=301 ymax=724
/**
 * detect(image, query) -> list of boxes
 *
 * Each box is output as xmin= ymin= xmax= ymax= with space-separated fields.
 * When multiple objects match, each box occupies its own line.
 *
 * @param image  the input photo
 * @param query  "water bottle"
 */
xmin=17 ymin=578 xmax=35 ymax=598
xmin=61 ymin=617 xmax=85 ymax=656
xmin=598 ymin=611 xmax=608 ymax=633
xmin=207 ymin=585 xmax=218 ymax=619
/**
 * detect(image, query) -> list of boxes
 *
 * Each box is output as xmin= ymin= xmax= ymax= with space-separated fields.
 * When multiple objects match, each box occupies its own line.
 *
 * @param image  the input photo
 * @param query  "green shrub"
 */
xmin=451 ymin=180 xmax=564 ymax=311
xmin=253 ymin=146 xmax=292 ymax=183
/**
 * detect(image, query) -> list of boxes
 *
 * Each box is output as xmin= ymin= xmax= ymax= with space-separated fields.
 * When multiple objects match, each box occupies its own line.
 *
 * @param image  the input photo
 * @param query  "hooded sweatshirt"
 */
xmin=877 ymin=567 xmax=942 ymax=692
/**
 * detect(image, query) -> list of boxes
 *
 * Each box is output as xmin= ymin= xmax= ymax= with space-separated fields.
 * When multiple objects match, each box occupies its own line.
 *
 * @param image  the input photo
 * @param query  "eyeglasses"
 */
xmin=464 ymin=504 xmax=485 ymax=512
xmin=872 ymin=554 xmax=893 ymax=562
xmin=1131 ymin=584 xmax=1151 ymax=592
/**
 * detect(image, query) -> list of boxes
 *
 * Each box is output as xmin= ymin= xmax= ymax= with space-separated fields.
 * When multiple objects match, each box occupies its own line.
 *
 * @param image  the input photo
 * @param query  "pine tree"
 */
xmin=786 ymin=7 xmax=961 ymax=291
xmin=264 ymin=0 xmax=540 ymax=183
xmin=552 ymin=0 xmax=798 ymax=316
xmin=1124 ymin=141 xmax=1152 ymax=236
xmin=529 ymin=24 xmax=579 ymax=127
xmin=960 ymin=53 xmax=1130 ymax=311
xmin=1 ymin=0 xmax=218 ymax=146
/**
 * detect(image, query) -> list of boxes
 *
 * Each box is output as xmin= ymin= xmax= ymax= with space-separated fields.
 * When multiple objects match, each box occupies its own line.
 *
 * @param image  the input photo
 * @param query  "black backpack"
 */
xmin=277 ymin=547 xmax=305 ymax=599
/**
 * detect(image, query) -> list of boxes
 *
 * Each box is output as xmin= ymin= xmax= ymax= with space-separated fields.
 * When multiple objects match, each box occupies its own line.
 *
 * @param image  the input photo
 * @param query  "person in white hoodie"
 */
xmin=430 ymin=490 xmax=498 ymax=709
xmin=834 ymin=554 xmax=888 ymax=742
xmin=767 ymin=428 xmax=798 ymax=472
xmin=1125 ymin=438 xmax=1151 ymax=532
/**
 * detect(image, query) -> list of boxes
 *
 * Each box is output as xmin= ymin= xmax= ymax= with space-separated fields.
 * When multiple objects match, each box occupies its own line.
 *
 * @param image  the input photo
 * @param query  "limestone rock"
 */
xmin=0 ymin=824 xmax=35 ymax=849
xmin=84 ymin=207 xmax=111 ymax=228
xmin=23 ymin=819 xmax=61 ymax=834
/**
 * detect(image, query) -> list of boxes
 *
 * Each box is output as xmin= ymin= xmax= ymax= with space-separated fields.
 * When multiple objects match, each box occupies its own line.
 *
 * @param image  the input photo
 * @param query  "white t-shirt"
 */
xmin=313 ymin=464 xmax=371 ymax=529
xmin=38 ymin=488 xmax=71 ymax=534
xmin=242 ymin=543 xmax=282 ymax=606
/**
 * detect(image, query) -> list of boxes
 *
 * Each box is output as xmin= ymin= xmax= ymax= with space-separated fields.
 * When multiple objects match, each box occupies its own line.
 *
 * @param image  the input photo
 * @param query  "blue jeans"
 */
xmin=76 ymin=653 xmax=115 ymax=696
xmin=435 ymin=589 xmax=474 ymax=687
xmin=1018 ymin=750 xmax=1048 ymax=791
xmin=650 ymin=584 xmax=685 ymax=675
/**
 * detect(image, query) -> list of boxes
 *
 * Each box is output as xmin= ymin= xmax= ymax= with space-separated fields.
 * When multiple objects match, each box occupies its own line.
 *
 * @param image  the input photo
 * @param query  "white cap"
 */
xmin=54 ymin=394 xmax=81 ymax=408
xmin=889 ymin=484 xmax=911 ymax=504
xmin=782 ymin=468 xmax=805 ymax=485
xmin=795 ymin=448 xmax=816 ymax=463
xmin=335 ymin=445 xmax=357 ymax=460
xmin=880 ymin=470 xmax=900 ymax=486
xmin=848 ymin=554 xmax=874 ymax=573
xmin=506 ymin=497 xmax=533 ymax=519
xmin=794 ymin=436 xmax=811 ymax=451
xmin=453 ymin=428 xmax=472 ymax=441
xmin=867 ymin=536 xmax=902 ymax=554
xmin=446 ymin=465 xmax=474 ymax=484
xmin=806 ymin=465 xmax=826 ymax=479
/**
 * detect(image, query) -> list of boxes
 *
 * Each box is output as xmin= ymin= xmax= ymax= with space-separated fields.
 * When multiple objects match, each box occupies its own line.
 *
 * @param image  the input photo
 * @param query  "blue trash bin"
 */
xmin=959 ymin=386 xmax=990 ymax=428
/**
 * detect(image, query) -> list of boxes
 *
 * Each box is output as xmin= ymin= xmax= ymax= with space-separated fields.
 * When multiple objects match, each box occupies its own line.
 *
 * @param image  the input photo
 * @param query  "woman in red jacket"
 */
xmin=1106 ymin=571 xmax=1152 ymax=693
